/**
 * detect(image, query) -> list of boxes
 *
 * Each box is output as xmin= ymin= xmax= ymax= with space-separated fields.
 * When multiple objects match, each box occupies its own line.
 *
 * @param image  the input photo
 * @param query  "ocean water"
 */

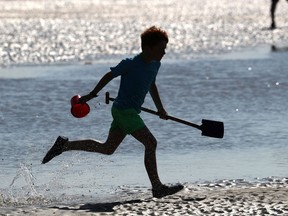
xmin=1 ymin=0 xmax=288 ymax=207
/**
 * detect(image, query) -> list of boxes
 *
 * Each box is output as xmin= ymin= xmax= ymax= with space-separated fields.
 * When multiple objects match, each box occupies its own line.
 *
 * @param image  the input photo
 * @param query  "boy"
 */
xmin=42 ymin=26 xmax=183 ymax=198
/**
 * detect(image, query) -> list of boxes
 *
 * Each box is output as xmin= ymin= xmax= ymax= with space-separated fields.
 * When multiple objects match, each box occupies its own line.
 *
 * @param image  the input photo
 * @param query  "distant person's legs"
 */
xmin=271 ymin=0 xmax=280 ymax=29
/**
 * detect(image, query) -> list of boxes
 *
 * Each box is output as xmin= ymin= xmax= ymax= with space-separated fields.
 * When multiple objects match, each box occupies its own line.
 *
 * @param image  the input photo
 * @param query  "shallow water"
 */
xmin=1 ymin=46 xmax=288 ymax=205
xmin=1 ymin=0 xmax=288 ymax=207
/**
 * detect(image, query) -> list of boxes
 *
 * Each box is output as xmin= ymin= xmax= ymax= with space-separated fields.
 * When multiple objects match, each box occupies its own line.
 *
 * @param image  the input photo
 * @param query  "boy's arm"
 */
xmin=80 ymin=71 xmax=114 ymax=103
xmin=149 ymin=82 xmax=168 ymax=119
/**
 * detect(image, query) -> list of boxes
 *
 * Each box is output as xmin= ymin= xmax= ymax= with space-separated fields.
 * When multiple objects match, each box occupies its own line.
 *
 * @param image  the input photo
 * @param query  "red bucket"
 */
xmin=70 ymin=95 xmax=90 ymax=118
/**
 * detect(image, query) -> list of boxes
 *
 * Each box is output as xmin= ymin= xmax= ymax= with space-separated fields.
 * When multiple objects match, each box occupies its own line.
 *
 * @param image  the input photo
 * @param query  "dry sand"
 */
xmin=1 ymin=183 xmax=288 ymax=216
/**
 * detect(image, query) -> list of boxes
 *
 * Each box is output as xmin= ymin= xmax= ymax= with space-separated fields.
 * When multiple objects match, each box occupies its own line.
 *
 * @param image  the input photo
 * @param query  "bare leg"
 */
xmin=131 ymin=127 xmax=163 ymax=189
xmin=42 ymin=126 xmax=183 ymax=197
xmin=63 ymin=129 xmax=126 ymax=155
xmin=271 ymin=0 xmax=279 ymax=29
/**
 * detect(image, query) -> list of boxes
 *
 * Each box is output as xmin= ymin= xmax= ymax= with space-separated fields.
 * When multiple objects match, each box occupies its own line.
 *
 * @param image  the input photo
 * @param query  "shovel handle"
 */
xmin=105 ymin=92 xmax=201 ymax=130
xmin=105 ymin=92 xmax=224 ymax=138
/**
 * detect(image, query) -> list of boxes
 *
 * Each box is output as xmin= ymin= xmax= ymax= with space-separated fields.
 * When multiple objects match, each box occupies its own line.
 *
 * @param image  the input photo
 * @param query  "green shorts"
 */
xmin=110 ymin=107 xmax=146 ymax=135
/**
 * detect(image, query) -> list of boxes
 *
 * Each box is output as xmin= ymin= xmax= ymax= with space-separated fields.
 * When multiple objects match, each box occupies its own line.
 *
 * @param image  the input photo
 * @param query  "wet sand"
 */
xmin=2 ymin=181 xmax=288 ymax=215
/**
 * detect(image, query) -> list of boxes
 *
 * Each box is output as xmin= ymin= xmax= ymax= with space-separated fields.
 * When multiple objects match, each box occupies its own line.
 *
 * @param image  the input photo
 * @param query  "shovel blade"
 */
xmin=201 ymin=119 xmax=224 ymax=138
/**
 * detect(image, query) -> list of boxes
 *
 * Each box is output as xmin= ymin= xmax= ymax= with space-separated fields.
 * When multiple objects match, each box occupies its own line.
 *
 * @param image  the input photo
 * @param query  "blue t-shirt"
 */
xmin=110 ymin=54 xmax=161 ymax=113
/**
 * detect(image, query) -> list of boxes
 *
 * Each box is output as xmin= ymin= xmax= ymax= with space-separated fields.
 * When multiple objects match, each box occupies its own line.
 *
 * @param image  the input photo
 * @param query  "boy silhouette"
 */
xmin=42 ymin=26 xmax=183 ymax=198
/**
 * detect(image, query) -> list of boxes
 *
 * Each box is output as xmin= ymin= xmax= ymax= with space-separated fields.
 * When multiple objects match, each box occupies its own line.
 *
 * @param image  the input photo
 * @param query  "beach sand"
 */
xmin=1 ymin=182 xmax=288 ymax=215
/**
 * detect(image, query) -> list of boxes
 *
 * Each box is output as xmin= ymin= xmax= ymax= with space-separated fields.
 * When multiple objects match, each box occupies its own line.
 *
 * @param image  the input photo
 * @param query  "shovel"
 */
xmin=105 ymin=92 xmax=224 ymax=139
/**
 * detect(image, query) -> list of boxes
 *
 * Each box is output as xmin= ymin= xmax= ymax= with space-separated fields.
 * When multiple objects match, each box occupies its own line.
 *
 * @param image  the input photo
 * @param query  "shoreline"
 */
xmin=0 ymin=43 xmax=285 ymax=69
xmin=1 ymin=180 xmax=288 ymax=215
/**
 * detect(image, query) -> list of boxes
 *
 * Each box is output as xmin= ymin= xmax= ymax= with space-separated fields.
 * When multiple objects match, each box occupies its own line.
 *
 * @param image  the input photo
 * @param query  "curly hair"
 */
xmin=141 ymin=26 xmax=168 ymax=50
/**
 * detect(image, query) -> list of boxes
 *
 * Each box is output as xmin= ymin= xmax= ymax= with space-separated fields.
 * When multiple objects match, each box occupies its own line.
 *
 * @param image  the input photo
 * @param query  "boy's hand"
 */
xmin=79 ymin=93 xmax=96 ymax=103
xmin=158 ymin=109 xmax=168 ymax=120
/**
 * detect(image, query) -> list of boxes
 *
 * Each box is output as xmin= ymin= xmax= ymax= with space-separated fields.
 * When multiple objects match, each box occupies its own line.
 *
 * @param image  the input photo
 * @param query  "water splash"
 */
xmin=1 ymin=163 xmax=45 ymax=206
xmin=9 ymin=163 xmax=38 ymax=195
